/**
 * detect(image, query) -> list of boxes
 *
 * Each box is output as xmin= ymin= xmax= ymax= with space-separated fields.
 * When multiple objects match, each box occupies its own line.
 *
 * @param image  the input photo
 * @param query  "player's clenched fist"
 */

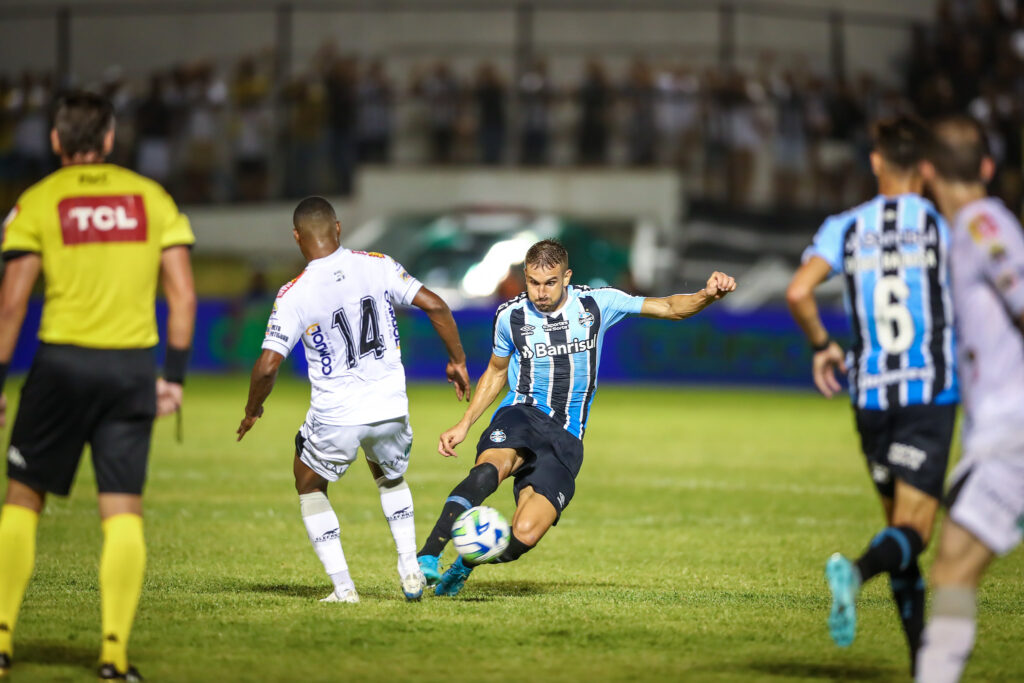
xmin=705 ymin=271 xmax=737 ymax=300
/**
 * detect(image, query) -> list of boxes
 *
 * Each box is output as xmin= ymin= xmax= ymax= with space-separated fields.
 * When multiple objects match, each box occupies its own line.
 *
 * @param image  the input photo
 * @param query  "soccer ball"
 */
xmin=451 ymin=506 xmax=510 ymax=564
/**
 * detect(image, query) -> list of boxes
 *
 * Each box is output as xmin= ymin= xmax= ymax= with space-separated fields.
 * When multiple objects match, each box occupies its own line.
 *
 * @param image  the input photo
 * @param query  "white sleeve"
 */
xmin=262 ymin=293 xmax=304 ymax=357
xmin=384 ymin=255 xmax=423 ymax=305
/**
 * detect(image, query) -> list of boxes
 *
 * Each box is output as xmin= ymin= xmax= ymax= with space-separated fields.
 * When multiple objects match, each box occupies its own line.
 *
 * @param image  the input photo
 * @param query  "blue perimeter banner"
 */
xmin=9 ymin=298 xmax=851 ymax=390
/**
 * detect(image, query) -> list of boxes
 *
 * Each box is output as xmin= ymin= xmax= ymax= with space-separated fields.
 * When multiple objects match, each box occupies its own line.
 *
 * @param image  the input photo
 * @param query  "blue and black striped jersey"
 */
xmin=805 ymin=193 xmax=958 ymax=410
xmin=491 ymin=285 xmax=645 ymax=438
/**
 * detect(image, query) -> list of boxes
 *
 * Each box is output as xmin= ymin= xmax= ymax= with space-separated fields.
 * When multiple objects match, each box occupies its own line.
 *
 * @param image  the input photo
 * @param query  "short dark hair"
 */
xmin=872 ymin=115 xmax=930 ymax=171
xmin=292 ymin=196 xmax=337 ymax=236
xmin=53 ymin=91 xmax=114 ymax=158
xmin=927 ymin=115 xmax=990 ymax=184
xmin=524 ymin=239 xmax=568 ymax=270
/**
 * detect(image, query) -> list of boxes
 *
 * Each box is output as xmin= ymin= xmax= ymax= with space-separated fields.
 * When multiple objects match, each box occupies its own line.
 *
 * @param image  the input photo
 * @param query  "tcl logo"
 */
xmin=59 ymin=195 xmax=148 ymax=245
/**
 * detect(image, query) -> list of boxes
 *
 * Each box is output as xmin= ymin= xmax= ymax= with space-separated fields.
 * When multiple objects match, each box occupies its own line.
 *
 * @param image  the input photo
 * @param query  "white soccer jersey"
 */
xmin=262 ymin=247 xmax=423 ymax=426
xmin=950 ymin=197 xmax=1024 ymax=459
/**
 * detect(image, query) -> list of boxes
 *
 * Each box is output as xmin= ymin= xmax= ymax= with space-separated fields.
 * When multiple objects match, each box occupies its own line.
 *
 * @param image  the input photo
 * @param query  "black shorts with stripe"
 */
xmin=475 ymin=404 xmax=584 ymax=523
xmin=7 ymin=343 xmax=156 ymax=496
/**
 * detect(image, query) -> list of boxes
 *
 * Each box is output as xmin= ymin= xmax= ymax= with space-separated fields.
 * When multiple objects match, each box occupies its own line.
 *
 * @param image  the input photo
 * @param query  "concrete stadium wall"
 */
xmin=0 ymin=0 xmax=936 ymax=84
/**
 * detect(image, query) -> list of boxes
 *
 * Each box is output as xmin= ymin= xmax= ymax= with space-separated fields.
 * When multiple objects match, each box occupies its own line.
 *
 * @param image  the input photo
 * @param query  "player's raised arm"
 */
xmin=640 ymin=271 xmax=737 ymax=320
xmin=411 ymin=285 xmax=470 ymax=401
xmin=438 ymin=353 xmax=510 ymax=457
xmin=0 ymin=254 xmax=41 ymax=428
xmin=237 ymin=349 xmax=286 ymax=441
xmin=786 ymin=255 xmax=847 ymax=398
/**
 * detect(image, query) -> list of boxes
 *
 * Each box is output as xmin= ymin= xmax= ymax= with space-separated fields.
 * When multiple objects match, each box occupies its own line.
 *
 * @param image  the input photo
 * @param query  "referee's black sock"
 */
xmin=890 ymin=559 xmax=926 ymax=675
xmin=854 ymin=526 xmax=924 ymax=583
xmin=418 ymin=463 xmax=500 ymax=558
xmin=491 ymin=534 xmax=534 ymax=564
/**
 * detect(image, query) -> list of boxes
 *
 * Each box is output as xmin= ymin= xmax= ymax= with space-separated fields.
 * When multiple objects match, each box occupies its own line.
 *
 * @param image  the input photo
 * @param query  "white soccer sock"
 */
xmin=916 ymin=587 xmax=977 ymax=683
xmin=299 ymin=492 xmax=353 ymax=592
xmin=377 ymin=478 xmax=418 ymax=577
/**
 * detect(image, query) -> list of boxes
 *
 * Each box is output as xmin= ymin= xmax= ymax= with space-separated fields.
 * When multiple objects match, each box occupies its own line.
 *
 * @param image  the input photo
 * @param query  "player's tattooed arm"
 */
xmin=237 ymin=349 xmax=285 ymax=441
xmin=640 ymin=271 xmax=737 ymax=320
xmin=438 ymin=353 xmax=510 ymax=457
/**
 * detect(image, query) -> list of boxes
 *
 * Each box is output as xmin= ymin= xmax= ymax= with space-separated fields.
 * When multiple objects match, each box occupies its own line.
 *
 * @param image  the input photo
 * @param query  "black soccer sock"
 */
xmin=418 ymin=463 xmax=500 ymax=558
xmin=890 ymin=559 xmax=926 ymax=674
xmin=491 ymin=533 xmax=534 ymax=564
xmin=854 ymin=525 xmax=924 ymax=584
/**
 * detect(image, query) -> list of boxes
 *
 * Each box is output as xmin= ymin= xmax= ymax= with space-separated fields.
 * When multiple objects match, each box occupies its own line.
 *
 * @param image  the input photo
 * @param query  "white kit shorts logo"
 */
xmin=557 ymin=492 xmax=566 ymax=509
xmin=489 ymin=429 xmax=507 ymax=443
xmin=7 ymin=446 xmax=26 ymax=469
xmin=888 ymin=443 xmax=927 ymax=471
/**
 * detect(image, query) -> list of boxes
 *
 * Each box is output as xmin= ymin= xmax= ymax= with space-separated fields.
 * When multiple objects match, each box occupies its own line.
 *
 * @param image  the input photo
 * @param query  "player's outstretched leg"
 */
xmin=299 ymin=491 xmax=358 ymax=603
xmin=375 ymin=474 xmax=425 ymax=601
xmin=417 ymin=463 xmax=500 ymax=585
xmin=436 ymin=486 xmax=551 ymax=597
xmin=0 ymin=501 xmax=40 ymax=676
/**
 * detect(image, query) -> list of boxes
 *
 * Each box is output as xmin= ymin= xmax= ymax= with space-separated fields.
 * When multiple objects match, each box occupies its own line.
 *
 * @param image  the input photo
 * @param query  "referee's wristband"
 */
xmin=811 ymin=337 xmax=832 ymax=353
xmin=0 ymin=362 xmax=8 ymax=394
xmin=164 ymin=346 xmax=191 ymax=385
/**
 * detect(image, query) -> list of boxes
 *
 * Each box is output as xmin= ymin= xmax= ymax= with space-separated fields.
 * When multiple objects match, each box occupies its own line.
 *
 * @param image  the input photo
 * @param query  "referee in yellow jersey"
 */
xmin=0 ymin=92 xmax=196 ymax=681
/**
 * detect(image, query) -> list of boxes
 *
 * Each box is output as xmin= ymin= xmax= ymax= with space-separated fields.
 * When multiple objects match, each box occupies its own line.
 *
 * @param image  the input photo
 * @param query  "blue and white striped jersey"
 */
xmin=491 ymin=285 xmax=645 ymax=439
xmin=805 ymin=193 xmax=958 ymax=410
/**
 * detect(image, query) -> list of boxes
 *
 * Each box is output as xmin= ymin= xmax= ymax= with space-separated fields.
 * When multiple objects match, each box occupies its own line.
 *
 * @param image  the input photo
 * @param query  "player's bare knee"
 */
xmin=511 ymin=517 xmax=545 ymax=546
xmin=294 ymin=471 xmax=327 ymax=495
xmin=891 ymin=498 xmax=938 ymax=545
xmin=892 ymin=514 xmax=934 ymax=546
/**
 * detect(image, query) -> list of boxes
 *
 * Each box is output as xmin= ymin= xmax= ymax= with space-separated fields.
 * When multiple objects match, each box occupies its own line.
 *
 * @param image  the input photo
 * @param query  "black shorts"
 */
xmin=475 ymin=404 xmax=584 ymax=523
xmin=854 ymin=403 xmax=956 ymax=500
xmin=7 ymin=344 xmax=156 ymax=496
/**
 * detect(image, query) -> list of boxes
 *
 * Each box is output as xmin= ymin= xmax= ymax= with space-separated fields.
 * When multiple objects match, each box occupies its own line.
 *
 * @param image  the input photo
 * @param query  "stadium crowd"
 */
xmin=0 ymin=0 xmax=1020 ymax=213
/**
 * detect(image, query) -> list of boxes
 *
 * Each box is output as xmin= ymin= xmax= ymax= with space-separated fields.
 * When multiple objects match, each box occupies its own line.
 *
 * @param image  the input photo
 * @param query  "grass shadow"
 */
xmin=445 ymin=579 xmax=564 ymax=600
xmin=742 ymin=659 xmax=899 ymax=680
xmin=14 ymin=639 xmax=97 ymax=671
xmin=199 ymin=575 xmax=620 ymax=602
xmin=230 ymin=581 xmax=324 ymax=598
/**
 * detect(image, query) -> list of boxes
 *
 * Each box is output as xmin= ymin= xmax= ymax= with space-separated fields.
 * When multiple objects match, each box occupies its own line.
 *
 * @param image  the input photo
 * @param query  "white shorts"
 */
xmin=948 ymin=455 xmax=1024 ymax=556
xmin=296 ymin=414 xmax=413 ymax=482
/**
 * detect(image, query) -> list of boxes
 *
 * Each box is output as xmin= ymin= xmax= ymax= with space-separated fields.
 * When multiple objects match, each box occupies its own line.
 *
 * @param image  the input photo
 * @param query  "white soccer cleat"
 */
xmin=400 ymin=570 xmax=427 ymax=601
xmin=320 ymin=586 xmax=360 ymax=603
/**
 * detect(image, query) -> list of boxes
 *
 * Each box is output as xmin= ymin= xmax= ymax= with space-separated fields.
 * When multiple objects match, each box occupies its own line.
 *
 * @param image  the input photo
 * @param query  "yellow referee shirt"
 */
xmin=1 ymin=164 xmax=195 ymax=349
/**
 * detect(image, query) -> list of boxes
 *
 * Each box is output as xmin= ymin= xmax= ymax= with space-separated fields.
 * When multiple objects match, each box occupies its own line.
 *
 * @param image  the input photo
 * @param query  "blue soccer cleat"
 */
xmin=418 ymin=555 xmax=442 ymax=587
xmin=825 ymin=553 xmax=860 ymax=648
xmin=435 ymin=556 xmax=474 ymax=597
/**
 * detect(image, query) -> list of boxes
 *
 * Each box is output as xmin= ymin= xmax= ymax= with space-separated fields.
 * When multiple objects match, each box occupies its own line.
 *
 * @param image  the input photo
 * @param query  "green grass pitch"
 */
xmin=2 ymin=376 xmax=1022 ymax=681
